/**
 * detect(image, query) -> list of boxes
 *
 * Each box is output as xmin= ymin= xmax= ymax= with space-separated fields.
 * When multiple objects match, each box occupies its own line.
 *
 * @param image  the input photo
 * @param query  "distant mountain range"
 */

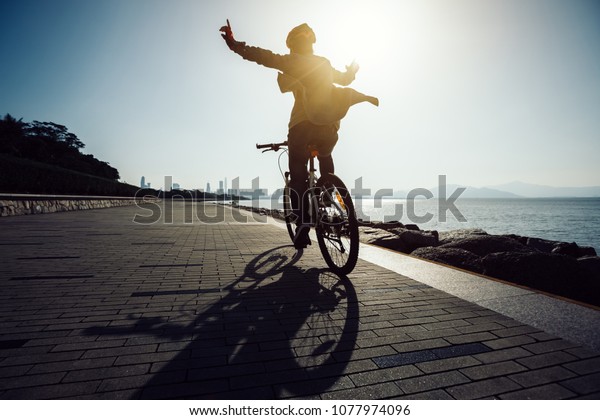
xmin=390 ymin=181 xmax=600 ymax=199
xmin=486 ymin=181 xmax=600 ymax=198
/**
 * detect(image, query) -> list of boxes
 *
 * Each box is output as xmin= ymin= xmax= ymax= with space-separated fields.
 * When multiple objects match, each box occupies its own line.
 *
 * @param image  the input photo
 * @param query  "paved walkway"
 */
xmin=0 ymin=202 xmax=599 ymax=399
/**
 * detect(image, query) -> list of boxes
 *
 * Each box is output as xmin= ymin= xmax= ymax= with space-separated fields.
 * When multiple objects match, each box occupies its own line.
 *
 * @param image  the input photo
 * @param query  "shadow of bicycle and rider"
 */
xmin=85 ymin=245 xmax=359 ymax=399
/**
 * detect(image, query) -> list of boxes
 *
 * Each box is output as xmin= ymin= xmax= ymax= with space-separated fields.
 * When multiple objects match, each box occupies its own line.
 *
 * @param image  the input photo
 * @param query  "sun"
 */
xmin=312 ymin=4 xmax=393 ymax=72
xmin=313 ymin=2 xmax=393 ymax=92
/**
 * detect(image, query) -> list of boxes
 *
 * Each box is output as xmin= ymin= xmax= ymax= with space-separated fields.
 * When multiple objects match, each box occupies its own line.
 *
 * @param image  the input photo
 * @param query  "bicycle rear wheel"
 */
xmin=283 ymin=185 xmax=296 ymax=243
xmin=315 ymin=174 xmax=359 ymax=275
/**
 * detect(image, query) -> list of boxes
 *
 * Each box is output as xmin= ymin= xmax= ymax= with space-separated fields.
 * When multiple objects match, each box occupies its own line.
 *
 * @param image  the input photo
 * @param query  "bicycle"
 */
xmin=256 ymin=141 xmax=359 ymax=275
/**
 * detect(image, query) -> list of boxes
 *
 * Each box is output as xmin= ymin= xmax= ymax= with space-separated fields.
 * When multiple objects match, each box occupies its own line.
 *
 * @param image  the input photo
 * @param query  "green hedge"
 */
xmin=0 ymin=153 xmax=140 ymax=196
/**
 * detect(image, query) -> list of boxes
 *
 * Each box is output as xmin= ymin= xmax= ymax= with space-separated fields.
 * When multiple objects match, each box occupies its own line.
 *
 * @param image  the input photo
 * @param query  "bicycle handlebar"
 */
xmin=256 ymin=141 xmax=288 ymax=152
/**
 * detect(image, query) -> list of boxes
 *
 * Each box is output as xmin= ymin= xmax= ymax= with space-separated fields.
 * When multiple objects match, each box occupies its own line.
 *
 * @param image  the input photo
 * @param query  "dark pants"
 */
xmin=287 ymin=121 xmax=339 ymax=224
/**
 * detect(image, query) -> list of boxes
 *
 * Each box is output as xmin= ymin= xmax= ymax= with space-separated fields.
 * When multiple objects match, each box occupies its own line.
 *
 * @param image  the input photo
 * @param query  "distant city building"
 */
xmin=164 ymin=176 xmax=172 ymax=192
xmin=206 ymin=182 xmax=211 ymax=193
xmin=140 ymin=176 xmax=147 ymax=188
xmin=238 ymin=188 xmax=269 ymax=197
xmin=172 ymin=183 xmax=181 ymax=190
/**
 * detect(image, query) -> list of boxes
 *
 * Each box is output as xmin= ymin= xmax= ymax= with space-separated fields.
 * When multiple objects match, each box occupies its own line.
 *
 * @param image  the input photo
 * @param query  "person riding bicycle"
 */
xmin=220 ymin=21 xmax=378 ymax=248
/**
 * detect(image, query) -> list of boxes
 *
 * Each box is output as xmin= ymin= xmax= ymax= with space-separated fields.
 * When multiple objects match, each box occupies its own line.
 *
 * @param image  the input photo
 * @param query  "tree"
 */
xmin=25 ymin=121 xmax=85 ymax=150
xmin=0 ymin=113 xmax=26 ymax=154
xmin=1 ymin=114 xmax=120 ymax=181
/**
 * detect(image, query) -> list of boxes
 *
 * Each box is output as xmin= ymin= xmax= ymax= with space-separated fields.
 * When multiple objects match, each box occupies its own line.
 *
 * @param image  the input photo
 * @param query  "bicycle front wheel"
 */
xmin=315 ymin=174 xmax=359 ymax=275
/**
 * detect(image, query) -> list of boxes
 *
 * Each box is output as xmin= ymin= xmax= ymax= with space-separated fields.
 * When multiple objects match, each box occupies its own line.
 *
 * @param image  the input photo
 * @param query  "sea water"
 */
xmin=252 ymin=196 xmax=600 ymax=252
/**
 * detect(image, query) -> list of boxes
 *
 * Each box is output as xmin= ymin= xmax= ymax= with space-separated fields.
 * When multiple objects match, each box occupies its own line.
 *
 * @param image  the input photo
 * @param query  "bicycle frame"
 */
xmin=257 ymin=140 xmax=359 ymax=274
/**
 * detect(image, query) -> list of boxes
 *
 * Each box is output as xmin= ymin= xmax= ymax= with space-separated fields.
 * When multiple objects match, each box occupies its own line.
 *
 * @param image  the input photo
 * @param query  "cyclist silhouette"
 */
xmin=220 ymin=20 xmax=378 ymax=248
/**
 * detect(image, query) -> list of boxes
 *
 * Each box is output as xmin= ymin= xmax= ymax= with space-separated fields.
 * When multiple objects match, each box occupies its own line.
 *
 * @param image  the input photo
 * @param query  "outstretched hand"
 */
xmin=219 ymin=19 xmax=245 ymax=51
xmin=346 ymin=61 xmax=360 ymax=76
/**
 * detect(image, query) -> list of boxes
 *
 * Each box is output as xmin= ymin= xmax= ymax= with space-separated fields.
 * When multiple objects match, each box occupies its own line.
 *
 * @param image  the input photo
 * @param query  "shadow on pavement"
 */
xmin=85 ymin=245 xmax=359 ymax=399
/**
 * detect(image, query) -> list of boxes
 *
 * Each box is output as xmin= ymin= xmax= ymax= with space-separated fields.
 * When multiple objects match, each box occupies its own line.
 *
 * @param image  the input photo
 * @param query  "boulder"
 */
xmin=526 ymin=237 xmax=566 ymax=253
xmin=438 ymin=228 xmax=488 ymax=245
xmin=396 ymin=229 xmax=439 ymax=252
xmin=578 ymin=256 xmax=600 ymax=283
xmin=358 ymin=220 xmax=405 ymax=230
xmin=359 ymin=226 xmax=439 ymax=253
xmin=552 ymin=242 xmax=597 ymax=258
xmin=359 ymin=226 xmax=407 ymax=251
xmin=439 ymin=234 xmax=533 ymax=257
xmin=411 ymin=247 xmax=483 ymax=273
xmin=480 ymin=252 xmax=598 ymax=306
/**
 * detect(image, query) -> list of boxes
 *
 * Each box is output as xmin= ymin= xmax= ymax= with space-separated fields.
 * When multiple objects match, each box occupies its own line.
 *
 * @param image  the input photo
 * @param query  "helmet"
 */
xmin=286 ymin=23 xmax=316 ymax=49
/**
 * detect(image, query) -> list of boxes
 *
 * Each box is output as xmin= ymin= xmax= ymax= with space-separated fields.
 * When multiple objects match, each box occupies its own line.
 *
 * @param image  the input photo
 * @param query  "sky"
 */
xmin=1 ymin=0 xmax=599 ymax=194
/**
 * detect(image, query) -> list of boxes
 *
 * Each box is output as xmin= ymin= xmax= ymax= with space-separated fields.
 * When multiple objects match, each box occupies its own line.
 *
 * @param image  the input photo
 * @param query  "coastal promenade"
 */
xmin=0 ymin=201 xmax=599 ymax=399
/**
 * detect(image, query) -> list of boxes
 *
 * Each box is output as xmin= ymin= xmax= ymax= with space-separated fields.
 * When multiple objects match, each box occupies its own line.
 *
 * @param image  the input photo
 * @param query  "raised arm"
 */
xmin=219 ymin=20 xmax=292 ymax=73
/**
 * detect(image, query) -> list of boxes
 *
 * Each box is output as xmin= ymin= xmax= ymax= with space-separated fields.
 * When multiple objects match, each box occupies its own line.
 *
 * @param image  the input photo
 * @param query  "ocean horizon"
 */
xmin=246 ymin=196 xmax=600 ymax=252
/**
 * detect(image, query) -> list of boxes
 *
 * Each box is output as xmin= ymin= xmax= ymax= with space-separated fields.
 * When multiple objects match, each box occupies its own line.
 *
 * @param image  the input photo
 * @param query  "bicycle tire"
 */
xmin=315 ymin=174 xmax=359 ymax=275
xmin=283 ymin=185 xmax=296 ymax=243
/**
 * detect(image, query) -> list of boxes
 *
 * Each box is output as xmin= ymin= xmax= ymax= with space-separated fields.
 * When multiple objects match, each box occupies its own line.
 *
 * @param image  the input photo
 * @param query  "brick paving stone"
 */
xmin=207 ymin=386 xmax=277 ymax=400
xmin=62 ymin=364 xmax=151 ymax=383
xmin=141 ymin=379 xmax=230 ymax=399
xmin=391 ymin=338 xmax=450 ymax=353
xmin=573 ymin=391 xmax=600 ymax=399
xmin=446 ymin=332 xmax=498 ymax=345
xmin=406 ymin=328 xmax=462 ymax=341
xmin=275 ymin=376 xmax=355 ymax=398
xmin=517 ymin=351 xmax=578 ymax=369
xmin=0 ymin=372 xmax=66 ymax=391
xmin=350 ymin=365 xmax=422 ymax=387
xmin=0 ymin=365 xmax=33 ymax=378
xmin=459 ymin=361 xmax=527 ymax=380
xmin=483 ymin=335 xmax=537 ymax=350
xmin=229 ymin=369 xmax=310 ymax=390
xmin=559 ymin=372 xmax=600 ymax=395
xmin=81 ymin=344 xmax=158 ymax=359
xmin=563 ymin=357 xmax=600 ymax=375
xmin=97 ymin=370 xmax=186 ymax=393
xmin=500 ymin=383 xmax=577 ymax=400
xmin=2 ymin=381 xmax=102 ymax=399
xmin=28 ymin=356 xmax=117 ymax=374
xmin=188 ymin=362 xmax=266 ymax=382
xmin=492 ymin=325 xmax=541 ymax=338
xmin=523 ymin=339 xmax=580 ymax=355
xmin=321 ymin=382 xmax=404 ymax=400
xmin=416 ymin=356 xmax=481 ymax=374
xmin=50 ymin=339 xmax=127 ymax=352
xmin=0 ymin=351 xmax=85 ymax=367
xmin=393 ymin=389 xmax=454 ymax=400
xmin=447 ymin=377 xmax=522 ymax=399
xmin=565 ymin=347 xmax=599 ymax=359
xmin=474 ymin=347 xmax=533 ymax=364
xmin=454 ymin=322 xmax=506 ymax=335
xmin=305 ymin=360 xmax=378 ymax=379
xmin=508 ymin=366 xmax=577 ymax=388
xmin=396 ymin=371 xmax=471 ymax=395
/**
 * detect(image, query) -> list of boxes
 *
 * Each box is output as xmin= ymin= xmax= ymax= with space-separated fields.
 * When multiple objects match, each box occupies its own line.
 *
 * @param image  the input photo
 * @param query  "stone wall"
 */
xmin=0 ymin=196 xmax=156 ymax=217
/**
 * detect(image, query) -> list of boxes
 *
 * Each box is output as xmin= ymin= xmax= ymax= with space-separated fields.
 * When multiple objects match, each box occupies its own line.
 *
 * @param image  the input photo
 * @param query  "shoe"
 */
xmin=293 ymin=224 xmax=312 ymax=249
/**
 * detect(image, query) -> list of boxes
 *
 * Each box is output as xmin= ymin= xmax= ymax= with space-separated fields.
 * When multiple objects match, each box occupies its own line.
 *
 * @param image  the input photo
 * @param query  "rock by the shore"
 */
xmin=438 ymin=234 xmax=533 ymax=257
xmin=437 ymin=228 xmax=488 ymax=245
xmin=358 ymin=221 xmax=600 ymax=307
xmin=359 ymin=226 xmax=439 ymax=253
